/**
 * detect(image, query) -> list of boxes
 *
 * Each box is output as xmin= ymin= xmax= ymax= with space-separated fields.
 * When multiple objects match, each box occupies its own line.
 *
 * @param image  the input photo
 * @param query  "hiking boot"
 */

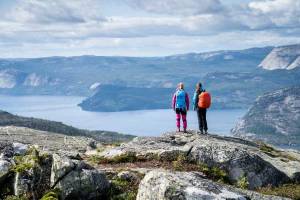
xmin=204 ymin=130 xmax=208 ymax=135
xmin=183 ymin=129 xmax=187 ymax=133
xmin=177 ymin=128 xmax=181 ymax=132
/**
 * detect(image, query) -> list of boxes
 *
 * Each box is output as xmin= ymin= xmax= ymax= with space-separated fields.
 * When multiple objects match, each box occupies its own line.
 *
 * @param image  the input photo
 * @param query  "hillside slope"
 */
xmin=0 ymin=110 xmax=134 ymax=143
xmin=259 ymin=44 xmax=300 ymax=70
xmin=232 ymin=87 xmax=300 ymax=149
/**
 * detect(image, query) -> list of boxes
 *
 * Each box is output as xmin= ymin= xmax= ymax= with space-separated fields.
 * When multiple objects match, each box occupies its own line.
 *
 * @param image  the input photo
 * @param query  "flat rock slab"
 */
xmin=137 ymin=170 xmax=290 ymax=200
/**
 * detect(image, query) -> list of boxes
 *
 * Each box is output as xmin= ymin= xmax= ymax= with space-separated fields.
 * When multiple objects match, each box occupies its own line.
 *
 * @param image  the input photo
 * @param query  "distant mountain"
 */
xmin=259 ymin=44 xmax=300 ymax=70
xmin=0 ymin=110 xmax=134 ymax=143
xmin=0 ymin=46 xmax=272 ymax=96
xmin=232 ymin=87 xmax=300 ymax=150
xmin=79 ymin=85 xmax=174 ymax=112
xmin=80 ymin=68 xmax=300 ymax=111
xmin=2 ymin=45 xmax=300 ymax=111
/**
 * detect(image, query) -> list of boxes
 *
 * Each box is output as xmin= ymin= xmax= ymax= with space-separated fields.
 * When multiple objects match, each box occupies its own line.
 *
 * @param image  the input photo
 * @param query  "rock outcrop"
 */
xmin=232 ymin=87 xmax=300 ymax=150
xmin=51 ymin=154 xmax=109 ymax=200
xmin=98 ymin=131 xmax=300 ymax=189
xmin=0 ymin=141 xmax=110 ymax=200
xmin=259 ymin=44 xmax=300 ymax=70
xmin=0 ymin=126 xmax=94 ymax=154
xmin=1 ymin=130 xmax=299 ymax=200
xmin=137 ymin=170 xmax=289 ymax=200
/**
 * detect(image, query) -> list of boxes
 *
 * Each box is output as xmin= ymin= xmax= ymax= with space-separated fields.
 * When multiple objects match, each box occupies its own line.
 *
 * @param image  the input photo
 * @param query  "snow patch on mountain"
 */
xmin=23 ymin=73 xmax=48 ymax=87
xmin=90 ymin=82 xmax=101 ymax=90
xmin=259 ymin=44 xmax=300 ymax=70
xmin=287 ymin=56 xmax=300 ymax=70
xmin=0 ymin=70 xmax=16 ymax=88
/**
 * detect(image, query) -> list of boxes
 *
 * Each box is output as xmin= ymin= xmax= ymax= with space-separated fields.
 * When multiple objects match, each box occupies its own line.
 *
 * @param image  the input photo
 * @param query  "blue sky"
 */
xmin=0 ymin=0 xmax=300 ymax=58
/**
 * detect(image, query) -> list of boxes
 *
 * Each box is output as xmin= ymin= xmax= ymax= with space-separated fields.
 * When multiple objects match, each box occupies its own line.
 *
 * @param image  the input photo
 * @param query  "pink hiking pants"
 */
xmin=176 ymin=112 xmax=187 ymax=129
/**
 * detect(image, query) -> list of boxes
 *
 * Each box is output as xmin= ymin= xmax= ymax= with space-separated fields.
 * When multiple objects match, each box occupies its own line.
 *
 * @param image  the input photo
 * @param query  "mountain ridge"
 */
xmin=232 ymin=86 xmax=300 ymax=150
xmin=259 ymin=44 xmax=300 ymax=70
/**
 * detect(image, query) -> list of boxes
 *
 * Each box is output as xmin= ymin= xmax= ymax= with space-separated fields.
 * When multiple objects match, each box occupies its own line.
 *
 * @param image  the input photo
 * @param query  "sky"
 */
xmin=0 ymin=0 xmax=300 ymax=58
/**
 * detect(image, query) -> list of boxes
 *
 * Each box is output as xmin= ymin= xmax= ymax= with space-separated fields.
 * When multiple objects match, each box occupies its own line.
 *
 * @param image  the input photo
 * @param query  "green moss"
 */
xmin=198 ymin=163 xmax=229 ymax=183
xmin=89 ymin=152 xmax=145 ymax=165
xmin=4 ymin=195 xmax=28 ymax=200
xmin=11 ymin=162 xmax=34 ymax=173
xmin=172 ymin=154 xmax=186 ymax=171
xmin=40 ymin=189 xmax=60 ymax=200
xmin=10 ymin=149 xmax=39 ymax=173
xmin=10 ymin=146 xmax=50 ymax=174
xmin=25 ymin=146 xmax=39 ymax=157
xmin=108 ymin=177 xmax=138 ymax=200
xmin=260 ymin=143 xmax=276 ymax=154
xmin=257 ymin=184 xmax=300 ymax=200
xmin=259 ymin=143 xmax=299 ymax=162
xmin=236 ymin=176 xmax=249 ymax=189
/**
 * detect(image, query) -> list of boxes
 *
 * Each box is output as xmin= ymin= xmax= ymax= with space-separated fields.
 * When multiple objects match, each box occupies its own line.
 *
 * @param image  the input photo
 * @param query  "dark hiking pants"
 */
xmin=197 ymin=108 xmax=207 ymax=132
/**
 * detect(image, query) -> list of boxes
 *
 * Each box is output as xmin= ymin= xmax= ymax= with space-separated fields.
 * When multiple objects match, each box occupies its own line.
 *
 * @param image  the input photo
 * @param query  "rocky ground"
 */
xmin=0 ymin=126 xmax=95 ymax=154
xmin=1 ymin=130 xmax=300 ymax=200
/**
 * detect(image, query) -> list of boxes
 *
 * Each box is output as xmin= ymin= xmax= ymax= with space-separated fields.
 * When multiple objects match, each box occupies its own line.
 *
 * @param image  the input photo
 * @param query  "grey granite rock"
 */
xmin=137 ymin=170 xmax=290 ymax=200
xmin=98 ymin=131 xmax=300 ymax=189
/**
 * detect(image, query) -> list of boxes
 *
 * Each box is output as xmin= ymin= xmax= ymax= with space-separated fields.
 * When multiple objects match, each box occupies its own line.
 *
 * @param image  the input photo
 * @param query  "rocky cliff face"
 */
xmin=259 ymin=44 xmax=300 ymax=70
xmin=1 ymin=130 xmax=299 ymax=200
xmin=232 ymin=87 xmax=300 ymax=150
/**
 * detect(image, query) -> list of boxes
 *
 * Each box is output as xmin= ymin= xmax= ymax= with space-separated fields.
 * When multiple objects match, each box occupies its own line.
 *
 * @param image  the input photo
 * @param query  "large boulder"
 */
xmin=1 ymin=141 xmax=110 ymax=200
xmin=137 ymin=170 xmax=290 ymax=200
xmin=0 ymin=159 xmax=11 ymax=182
xmin=51 ymin=154 xmax=110 ymax=200
xmin=98 ymin=132 xmax=300 ymax=189
xmin=13 ymin=148 xmax=53 ymax=199
xmin=0 ymin=142 xmax=14 ymax=183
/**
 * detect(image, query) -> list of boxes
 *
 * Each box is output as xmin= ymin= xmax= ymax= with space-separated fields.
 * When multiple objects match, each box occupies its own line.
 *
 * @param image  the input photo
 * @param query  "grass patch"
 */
xmin=257 ymin=184 xmax=300 ymax=200
xmin=172 ymin=154 xmax=186 ymax=171
xmin=4 ymin=196 xmax=28 ymax=200
xmin=88 ymin=152 xmax=146 ymax=165
xmin=108 ymin=177 xmax=139 ymax=200
xmin=198 ymin=163 xmax=229 ymax=183
xmin=40 ymin=189 xmax=60 ymax=200
xmin=10 ymin=146 xmax=50 ymax=174
xmin=259 ymin=143 xmax=299 ymax=162
xmin=236 ymin=176 xmax=249 ymax=189
xmin=259 ymin=143 xmax=276 ymax=154
xmin=11 ymin=162 xmax=34 ymax=173
xmin=172 ymin=154 xmax=229 ymax=184
xmin=10 ymin=153 xmax=38 ymax=173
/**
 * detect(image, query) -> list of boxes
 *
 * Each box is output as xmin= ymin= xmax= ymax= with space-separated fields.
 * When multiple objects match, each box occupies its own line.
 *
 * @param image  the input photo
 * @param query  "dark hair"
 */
xmin=195 ymin=82 xmax=202 ymax=93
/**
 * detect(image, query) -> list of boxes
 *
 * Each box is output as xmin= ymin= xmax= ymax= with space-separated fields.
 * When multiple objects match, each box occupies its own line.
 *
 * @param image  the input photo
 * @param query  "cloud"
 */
xmin=125 ymin=0 xmax=224 ymax=15
xmin=0 ymin=0 xmax=300 ymax=57
xmin=5 ymin=0 xmax=105 ymax=24
xmin=248 ymin=0 xmax=300 ymax=28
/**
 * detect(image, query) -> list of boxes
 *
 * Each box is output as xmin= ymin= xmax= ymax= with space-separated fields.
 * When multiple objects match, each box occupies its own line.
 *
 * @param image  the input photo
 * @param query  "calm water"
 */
xmin=0 ymin=95 xmax=246 ymax=136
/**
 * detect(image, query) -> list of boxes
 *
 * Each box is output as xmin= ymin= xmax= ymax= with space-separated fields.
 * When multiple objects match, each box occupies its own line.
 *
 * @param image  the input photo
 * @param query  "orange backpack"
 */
xmin=198 ymin=92 xmax=211 ymax=109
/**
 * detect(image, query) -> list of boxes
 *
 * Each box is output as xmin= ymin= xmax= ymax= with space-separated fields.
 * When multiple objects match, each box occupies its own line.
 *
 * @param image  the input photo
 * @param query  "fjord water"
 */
xmin=0 ymin=95 xmax=246 ymax=136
